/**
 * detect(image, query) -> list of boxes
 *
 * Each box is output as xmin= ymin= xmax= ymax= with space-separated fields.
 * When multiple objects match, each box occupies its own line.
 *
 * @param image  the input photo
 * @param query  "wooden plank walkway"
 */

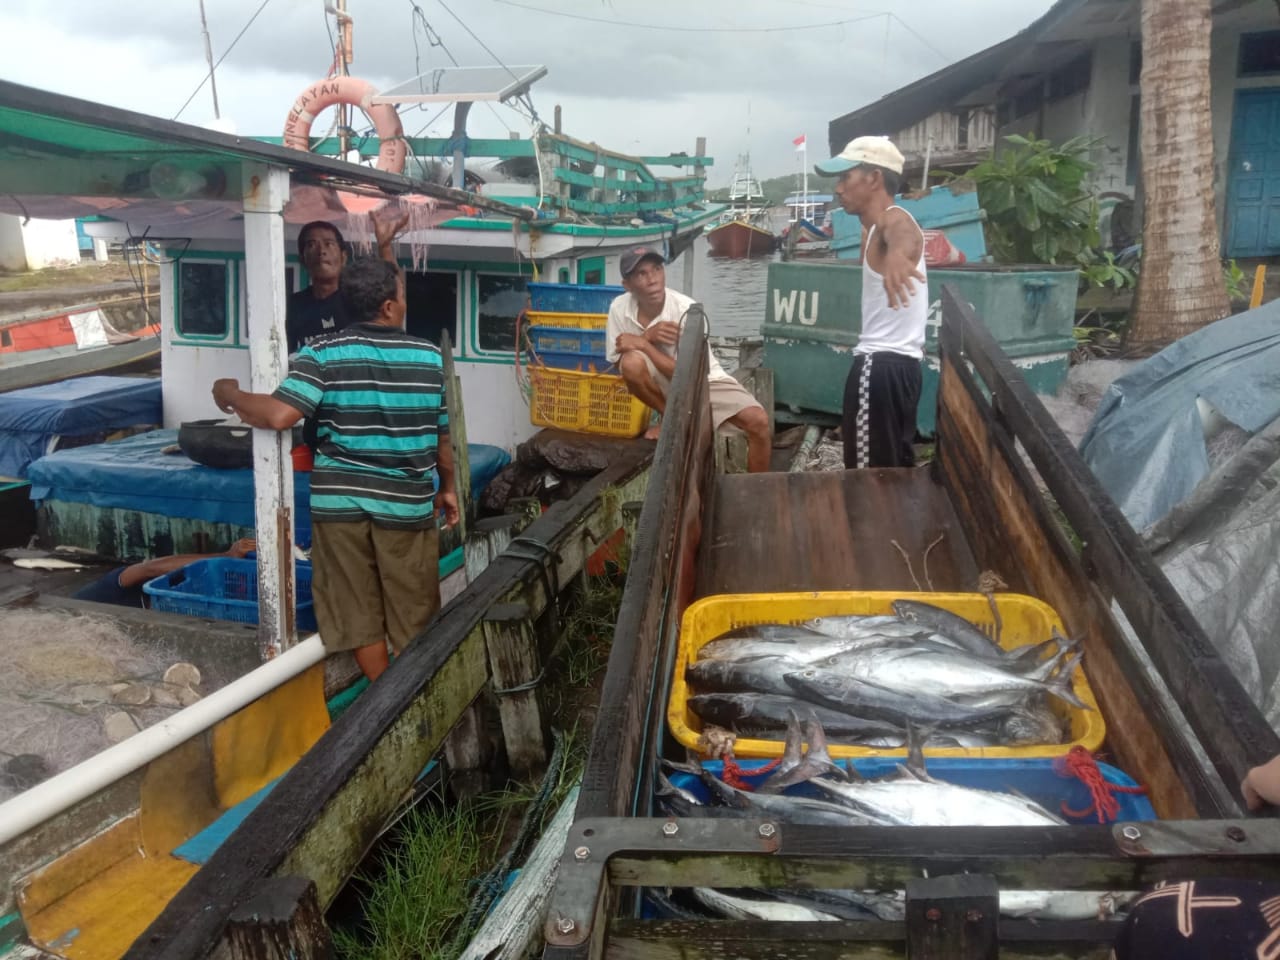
xmin=696 ymin=468 xmax=980 ymax=598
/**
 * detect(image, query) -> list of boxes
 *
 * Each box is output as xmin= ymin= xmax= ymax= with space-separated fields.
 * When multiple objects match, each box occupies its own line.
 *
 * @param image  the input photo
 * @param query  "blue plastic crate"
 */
xmin=668 ymin=757 xmax=1156 ymax=824
xmin=143 ymin=557 xmax=317 ymax=631
xmin=530 ymin=351 xmax=615 ymax=373
xmin=527 ymin=325 xmax=607 ymax=356
xmin=527 ymin=282 xmax=624 ymax=315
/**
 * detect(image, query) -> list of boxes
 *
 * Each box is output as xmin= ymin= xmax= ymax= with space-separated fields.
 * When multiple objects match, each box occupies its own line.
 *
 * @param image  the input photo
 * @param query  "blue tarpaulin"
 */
xmin=27 ymin=429 xmax=511 ymax=545
xmin=0 ymin=376 xmax=162 ymax=478
xmin=1079 ymin=298 xmax=1280 ymax=533
xmin=1079 ymin=298 xmax=1280 ymax=728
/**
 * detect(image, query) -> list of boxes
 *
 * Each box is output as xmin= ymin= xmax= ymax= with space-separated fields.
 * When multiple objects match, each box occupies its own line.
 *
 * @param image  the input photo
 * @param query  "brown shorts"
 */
xmin=310 ymin=520 xmax=440 ymax=654
xmin=636 ymin=352 xmax=762 ymax=431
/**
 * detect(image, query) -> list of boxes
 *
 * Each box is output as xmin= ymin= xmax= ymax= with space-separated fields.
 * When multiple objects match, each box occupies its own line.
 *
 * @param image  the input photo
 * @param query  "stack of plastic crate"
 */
xmin=525 ymin=282 xmax=649 ymax=438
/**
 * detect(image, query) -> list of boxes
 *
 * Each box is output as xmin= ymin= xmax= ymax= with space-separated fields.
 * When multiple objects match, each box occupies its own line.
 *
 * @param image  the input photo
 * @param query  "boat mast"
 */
xmin=801 ymin=138 xmax=808 ymax=220
xmin=329 ymin=0 xmax=354 ymax=157
xmin=197 ymin=0 xmax=221 ymax=120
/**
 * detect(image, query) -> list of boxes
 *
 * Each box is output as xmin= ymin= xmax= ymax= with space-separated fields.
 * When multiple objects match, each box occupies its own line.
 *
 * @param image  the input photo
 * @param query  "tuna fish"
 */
xmin=687 ymin=692 xmax=903 ymax=741
xmin=890 ymin=599 xmax=1003 ymax=653
xmin=782 ymin=668 xmax=1017 ymax=728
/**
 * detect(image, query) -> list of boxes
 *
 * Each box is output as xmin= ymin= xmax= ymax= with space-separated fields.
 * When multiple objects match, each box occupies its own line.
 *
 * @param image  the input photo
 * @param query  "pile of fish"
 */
xmin=687 ymin=599 xmax=1085 ymax=749
xmin=652 ymin=715 xmax=1136 ymax=923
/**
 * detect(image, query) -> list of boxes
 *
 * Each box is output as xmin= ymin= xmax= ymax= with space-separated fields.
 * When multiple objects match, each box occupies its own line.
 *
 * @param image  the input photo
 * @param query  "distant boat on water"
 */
xmin=706 ymin=158 xmax=776 ymax=259
xmin=780 ymin=190 xmax=834 ymax=257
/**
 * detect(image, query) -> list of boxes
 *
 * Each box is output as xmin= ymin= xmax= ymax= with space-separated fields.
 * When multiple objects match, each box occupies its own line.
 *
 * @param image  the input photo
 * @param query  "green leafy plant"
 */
xmin=1079 ymin=250 xmax=1137 ymax=291
xmin=1224 ymin=258 xmax=1248 ymax=301
xmin=964 ymin=134 xmax=1102 ymax=265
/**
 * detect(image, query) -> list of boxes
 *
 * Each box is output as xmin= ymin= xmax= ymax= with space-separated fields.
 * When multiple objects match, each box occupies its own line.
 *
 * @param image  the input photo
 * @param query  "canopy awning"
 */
xmin=0 ymin=79 xmax=533 ymax=226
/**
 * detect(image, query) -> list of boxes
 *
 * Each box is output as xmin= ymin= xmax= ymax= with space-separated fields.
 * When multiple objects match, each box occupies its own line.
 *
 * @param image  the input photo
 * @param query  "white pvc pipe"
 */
xmin=0 ymin=635 xmax=325 ymax=846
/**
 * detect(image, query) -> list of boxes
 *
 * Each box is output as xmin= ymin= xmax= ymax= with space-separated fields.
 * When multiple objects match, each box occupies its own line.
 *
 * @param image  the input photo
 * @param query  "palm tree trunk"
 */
xmin=1129 ymin=0 xmax=1230 ymax=351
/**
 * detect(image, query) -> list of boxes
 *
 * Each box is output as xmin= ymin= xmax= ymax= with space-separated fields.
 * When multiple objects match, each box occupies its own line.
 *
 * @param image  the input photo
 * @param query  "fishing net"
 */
xmin=0 ymin=610 xmax=199 ymax=802
xmin=344 ymin=196 xmax=439 ymax=273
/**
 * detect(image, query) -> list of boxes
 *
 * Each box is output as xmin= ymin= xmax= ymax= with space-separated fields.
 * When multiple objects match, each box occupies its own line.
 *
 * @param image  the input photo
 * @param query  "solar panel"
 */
xmin=371 ymin=65 xmax=547 ymax=105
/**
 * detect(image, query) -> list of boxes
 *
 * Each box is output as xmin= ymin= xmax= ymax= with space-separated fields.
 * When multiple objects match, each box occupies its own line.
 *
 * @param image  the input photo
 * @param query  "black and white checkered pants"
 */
xmin=841 ymin=351 xmax=922 ymax=469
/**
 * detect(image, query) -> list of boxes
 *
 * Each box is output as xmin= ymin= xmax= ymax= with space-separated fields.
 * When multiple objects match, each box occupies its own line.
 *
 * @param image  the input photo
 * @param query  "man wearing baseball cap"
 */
xmin=606 ymin=246 xmax=772 ymax=471
xmin=814 ymin=135 xmax=927 ymax=470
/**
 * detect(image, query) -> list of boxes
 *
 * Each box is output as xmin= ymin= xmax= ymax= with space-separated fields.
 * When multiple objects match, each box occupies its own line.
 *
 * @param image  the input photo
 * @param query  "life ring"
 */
xmin=282 ymin=76 xmax=406 ymax=174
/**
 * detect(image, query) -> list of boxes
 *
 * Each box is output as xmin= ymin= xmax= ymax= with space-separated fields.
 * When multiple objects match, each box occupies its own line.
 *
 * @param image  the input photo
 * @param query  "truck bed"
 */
xmin=698 ymin=469 xmax=979 ymax=597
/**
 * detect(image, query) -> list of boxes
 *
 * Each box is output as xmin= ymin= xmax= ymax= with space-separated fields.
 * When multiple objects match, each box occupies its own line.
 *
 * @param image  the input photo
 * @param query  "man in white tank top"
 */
xmin=814 ymin=136 xmax=927 ymax=469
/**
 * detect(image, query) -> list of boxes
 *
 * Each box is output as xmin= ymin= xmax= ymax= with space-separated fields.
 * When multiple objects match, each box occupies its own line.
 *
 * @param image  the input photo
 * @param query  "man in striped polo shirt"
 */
xmin=212 ymin=257 xmax=457 ymax=682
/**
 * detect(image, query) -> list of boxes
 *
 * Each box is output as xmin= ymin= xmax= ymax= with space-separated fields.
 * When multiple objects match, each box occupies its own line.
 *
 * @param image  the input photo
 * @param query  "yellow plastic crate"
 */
xmin=668 ymin=591 xmax=1105 ymax=761
xmin=529 ymin=366 xmax=650 ymax=438
xmin=525 ymin=310 xmax=608 ymax=330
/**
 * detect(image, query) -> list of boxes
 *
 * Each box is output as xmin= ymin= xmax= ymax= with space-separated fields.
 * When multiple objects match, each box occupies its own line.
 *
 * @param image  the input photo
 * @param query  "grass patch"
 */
xmin=0 ymin=260 xmax=156 ymax=294
xmin=331 ymin=569 xmax=625 ymax=959
xmin=332 ymin=802 xmax=497 ymax=960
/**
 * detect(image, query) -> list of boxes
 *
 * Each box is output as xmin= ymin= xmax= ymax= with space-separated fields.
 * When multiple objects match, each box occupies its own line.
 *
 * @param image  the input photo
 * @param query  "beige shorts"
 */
xmin=636 ymin=352 xmax=762 ymax=431
xmin=311 ymin=520 xmax=440 ymax=654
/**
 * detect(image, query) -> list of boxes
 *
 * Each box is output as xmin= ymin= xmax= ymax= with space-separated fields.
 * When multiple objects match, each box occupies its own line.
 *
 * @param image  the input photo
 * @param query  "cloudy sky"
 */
xmin=1 ymin=0 xmax=1055 ymax=187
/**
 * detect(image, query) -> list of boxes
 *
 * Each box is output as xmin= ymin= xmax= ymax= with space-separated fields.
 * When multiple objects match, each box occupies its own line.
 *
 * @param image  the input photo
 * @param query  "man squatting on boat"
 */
xmin=211 ymin=256 xmax=458 ymax=683
xmin=607 ymin=245 xmax=773 ymax=472
xmin=814 ymin=136 xmax=928 ymax=469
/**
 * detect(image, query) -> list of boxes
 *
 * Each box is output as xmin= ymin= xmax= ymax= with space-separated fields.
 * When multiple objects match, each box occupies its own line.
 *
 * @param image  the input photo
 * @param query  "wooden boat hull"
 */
xmin=0 ymin=336 xmax=160 ymax=394
xmin=705 ymin=220 xmax=775 ymax=259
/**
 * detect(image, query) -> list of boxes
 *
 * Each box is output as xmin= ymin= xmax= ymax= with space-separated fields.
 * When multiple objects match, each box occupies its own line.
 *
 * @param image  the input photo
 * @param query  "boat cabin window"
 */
xmin=177 ymin=260 xmax=230 ymax=339
xmin=476 ymin=273 xmax=527 ymax=353
xmin=578 ymin=256 xmax=606 ymax=285
xmin=404 ymin=270 xmax=459 ymax=347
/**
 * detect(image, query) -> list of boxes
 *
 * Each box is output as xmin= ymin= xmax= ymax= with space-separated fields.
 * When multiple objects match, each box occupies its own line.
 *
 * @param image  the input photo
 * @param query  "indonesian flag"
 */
xmin=793 ymin=134 xmax=806 ymax=151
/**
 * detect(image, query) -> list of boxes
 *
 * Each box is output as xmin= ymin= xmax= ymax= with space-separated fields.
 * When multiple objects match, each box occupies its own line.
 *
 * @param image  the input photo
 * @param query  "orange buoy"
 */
xmin=282 ymin=76 xmax=406 ymax=174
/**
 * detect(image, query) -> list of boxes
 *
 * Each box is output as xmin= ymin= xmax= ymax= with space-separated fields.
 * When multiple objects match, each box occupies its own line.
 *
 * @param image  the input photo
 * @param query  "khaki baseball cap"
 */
xmin=813 ymin=136 xmax=905 ymax=176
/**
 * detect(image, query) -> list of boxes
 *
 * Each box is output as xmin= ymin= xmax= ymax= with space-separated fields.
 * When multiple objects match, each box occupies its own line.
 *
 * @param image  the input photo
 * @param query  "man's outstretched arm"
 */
xmin=212 ymin=379 xmax=305 ymax=431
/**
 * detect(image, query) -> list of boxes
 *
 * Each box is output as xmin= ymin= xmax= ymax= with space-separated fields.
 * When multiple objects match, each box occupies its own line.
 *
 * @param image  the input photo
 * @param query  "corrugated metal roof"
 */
xmin=826 ymin=0 xmax=1098 ymax=152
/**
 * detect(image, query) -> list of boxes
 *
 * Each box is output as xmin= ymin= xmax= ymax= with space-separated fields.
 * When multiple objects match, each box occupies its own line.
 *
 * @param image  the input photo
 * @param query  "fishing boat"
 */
xmin=778 ymin=190 xmax=834 ymax=257
xmin=0 ymin=53 xmax=715 ymax=958
xmin=0 ymin=304 xmax=160 ymax=394
xmin=705 ymin=160 xmax=775 ymax=259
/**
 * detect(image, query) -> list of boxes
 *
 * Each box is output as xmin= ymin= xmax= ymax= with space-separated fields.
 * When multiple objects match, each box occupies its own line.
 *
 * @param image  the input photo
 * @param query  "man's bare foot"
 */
xmin=643 ymin=423 xmax=661 ymax=440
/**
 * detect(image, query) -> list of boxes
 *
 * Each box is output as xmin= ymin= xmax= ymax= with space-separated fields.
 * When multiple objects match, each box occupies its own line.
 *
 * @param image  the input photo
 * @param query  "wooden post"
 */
xmin=733 ymin=365 xmax=774 ymax=438
xmin=464 ymin=514 xmax=521 ymax=582
xmin=243 ymin=163 xmax=295 ymax=659
xmin=443 ymin=701 xmax=494 ymax=801
xmin=620 ymin=500 xmax=643 ymax=565
xmin=905 ymin=874 xmax=998 ymax=960
xmin=225 ymin=876 xmax=332 ymax=959
xmin=440 ymin=331 xmax=471 ymax=545
xmin=483 ymin=601 xmax=548 ymax=776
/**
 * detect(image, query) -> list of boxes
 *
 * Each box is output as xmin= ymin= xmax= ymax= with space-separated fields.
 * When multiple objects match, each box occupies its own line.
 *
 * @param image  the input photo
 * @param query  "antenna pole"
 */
xmin=198 ymin=0 xmax=221 ymax=120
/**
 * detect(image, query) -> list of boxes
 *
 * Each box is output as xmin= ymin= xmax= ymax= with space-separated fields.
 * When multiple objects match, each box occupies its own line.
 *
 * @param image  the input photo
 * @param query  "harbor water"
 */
xmin=688 ymin=234 xmax=777 ymax=341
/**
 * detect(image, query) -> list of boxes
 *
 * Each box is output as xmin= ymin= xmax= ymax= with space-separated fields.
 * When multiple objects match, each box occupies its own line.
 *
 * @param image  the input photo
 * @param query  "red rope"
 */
xmin=1053 ymin=745 xmax=1147 ymax=823
xmin=720 ymin=753 xmax=781 ymax=791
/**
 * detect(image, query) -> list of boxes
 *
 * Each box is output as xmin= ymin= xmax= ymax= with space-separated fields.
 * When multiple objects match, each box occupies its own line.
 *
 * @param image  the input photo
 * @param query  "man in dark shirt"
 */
xmin=286 ymin=211 xmax=408 ymax=353
xmin=73 ymin=538 xmax=257 ymax=608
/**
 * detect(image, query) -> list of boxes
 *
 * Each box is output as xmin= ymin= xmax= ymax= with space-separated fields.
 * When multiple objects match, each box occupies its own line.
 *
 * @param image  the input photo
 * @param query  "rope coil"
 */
xmin=1054 ymin=745 xmax=1147 ymax=823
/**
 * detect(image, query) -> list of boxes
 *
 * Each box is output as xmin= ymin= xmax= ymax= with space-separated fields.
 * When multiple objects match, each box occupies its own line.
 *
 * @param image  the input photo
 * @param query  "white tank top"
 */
xmin=858 ymin=207 xmax=928 ymax=359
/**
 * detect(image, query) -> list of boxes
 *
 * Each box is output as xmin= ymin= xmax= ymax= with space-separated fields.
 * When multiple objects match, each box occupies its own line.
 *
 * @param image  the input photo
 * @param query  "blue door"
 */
xmin=1226 ymin=88 xmax=1280 ymax=258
